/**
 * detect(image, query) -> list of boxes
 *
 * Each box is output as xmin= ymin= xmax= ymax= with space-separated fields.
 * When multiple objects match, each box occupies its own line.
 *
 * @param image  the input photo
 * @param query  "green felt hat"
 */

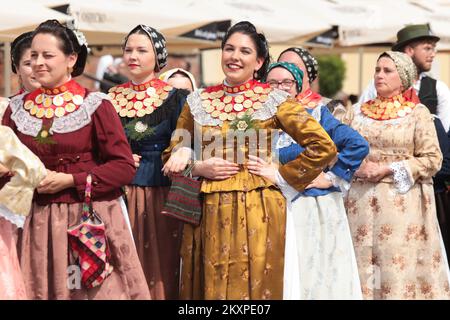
xmin=392 ymin=24 xmax=440 ymax=51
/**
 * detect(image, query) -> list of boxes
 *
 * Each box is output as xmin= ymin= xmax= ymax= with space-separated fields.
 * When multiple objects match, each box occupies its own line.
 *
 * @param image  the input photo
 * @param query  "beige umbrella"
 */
xmin=38 ymin=0 xmax=330 ymax=49
xmin=0 ymin=0 xmax=71 ymax=96
xmin=297 ymin=0 xmax=429 ymax=47
xmin=162 ymin=0 xmax=331 ymax=44
xmin=0 ymin=0 xmax=70 ymax=42
xmin=52 ymin=0 xmax=220 ymax=47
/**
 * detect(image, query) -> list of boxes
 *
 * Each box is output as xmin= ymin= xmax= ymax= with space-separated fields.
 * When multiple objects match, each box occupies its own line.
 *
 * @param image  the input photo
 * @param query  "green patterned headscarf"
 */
xmin=265 ymin=62 xmax=304 ymax=92
xmin=378 ymin=51 xmax=417 ymax=91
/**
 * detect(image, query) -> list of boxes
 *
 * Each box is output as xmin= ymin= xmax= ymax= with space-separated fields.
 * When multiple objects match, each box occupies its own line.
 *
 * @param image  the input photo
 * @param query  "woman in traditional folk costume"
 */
xmin=1 ymin=31 xmax=41 ymax=121
xmin=278 ymin=47 xmax=348 ymax=122
xmin=159 ymin=68 xmax=197 ymax=92
xmin=108 ymin=25 xmax=189 ymax=299
xmin=0 ymin=126 xmax=47 ymax=299
xmin=162 ymin=21 xmax=337 ymax=300
xmin=0 ymin=32 xmax=46 ymax=300
xmin=2 ymin=20 xmax=150 ymax=300
xmin=345 ymin=51 xmax=450 ymax=299
xmin=249 ymin=62 xmax=368 ymax=299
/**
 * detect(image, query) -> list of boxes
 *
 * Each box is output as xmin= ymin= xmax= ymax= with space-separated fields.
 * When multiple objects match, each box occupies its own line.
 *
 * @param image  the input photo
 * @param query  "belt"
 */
xmin=40 ymin=151 xmax=94 ymax=166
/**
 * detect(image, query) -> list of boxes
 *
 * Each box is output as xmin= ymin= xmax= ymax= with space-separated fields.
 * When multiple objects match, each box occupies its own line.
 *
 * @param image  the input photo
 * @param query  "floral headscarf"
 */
xmin=378 ymin=51 xmax=417 ymax=91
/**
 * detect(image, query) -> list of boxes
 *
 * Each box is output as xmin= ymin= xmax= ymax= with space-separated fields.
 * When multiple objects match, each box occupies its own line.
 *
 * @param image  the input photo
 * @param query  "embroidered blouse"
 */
xmin=1 ymin=80 xmax=136 ymax=205
xmin=109 ymin=79 xmax=188 ymax=187
xmin=162 ymin=80 xmax=337 ymax=194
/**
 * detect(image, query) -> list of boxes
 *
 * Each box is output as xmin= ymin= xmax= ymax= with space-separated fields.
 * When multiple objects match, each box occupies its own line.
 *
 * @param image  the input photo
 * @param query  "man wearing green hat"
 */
xmin=359 ymin=23 xmax=450 ymax=132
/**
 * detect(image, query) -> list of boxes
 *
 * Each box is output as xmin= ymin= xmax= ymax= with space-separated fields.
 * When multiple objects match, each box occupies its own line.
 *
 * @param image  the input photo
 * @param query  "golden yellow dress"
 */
xmin=163 ymin=81 xmax=337 ymax=300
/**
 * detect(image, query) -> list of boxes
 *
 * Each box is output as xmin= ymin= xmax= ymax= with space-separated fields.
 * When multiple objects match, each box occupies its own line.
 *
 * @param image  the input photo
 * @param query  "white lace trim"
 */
xmin=276 ymin=171 xmax=298 ymax=202
xmin=253 ymin=89 xmax=289 ymax=121
xmin=9 ymin=92 xmax=108 ymax=137
xmin=325 ymin=171 xmax=351 ymax=196
xmin=51 ymin=92 xmax=108 ymax=134
xmin=276 ymin=131 xmax=296 ymax=149
xmin=10 ymin=93 xmax=42 ymax=137
xmin=187 ymin=88 xmax=289 ymax=126
xmin=0 ymin=204 xmax=25 ymax=228
xmin=311 ymin=105 xmax=322 ymax=122
xmin=389 ymin=161 xmax=414 ymax=194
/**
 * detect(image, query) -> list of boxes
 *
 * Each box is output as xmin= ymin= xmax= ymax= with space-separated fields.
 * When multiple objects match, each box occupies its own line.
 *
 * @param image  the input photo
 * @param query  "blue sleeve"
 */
xmin=279 ymin=143 xmax=304 ymax=165
xmin=320 ymin=106 xmax=369 ymax=181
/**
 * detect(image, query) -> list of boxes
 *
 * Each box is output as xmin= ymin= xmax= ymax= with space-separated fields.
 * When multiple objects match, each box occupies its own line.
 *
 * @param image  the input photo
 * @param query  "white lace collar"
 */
xmin=9 ymin=91 xmax=109 ymax=137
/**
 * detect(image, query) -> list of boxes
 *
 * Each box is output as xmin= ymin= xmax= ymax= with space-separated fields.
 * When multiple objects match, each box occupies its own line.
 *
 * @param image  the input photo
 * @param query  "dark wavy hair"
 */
xmin=221 ymin=21 xmax=270 ymax=80
xmin=32 ymin=19 xmax=88 ymax=77
xmin=11 ymin=32 xmax=33 ymax=74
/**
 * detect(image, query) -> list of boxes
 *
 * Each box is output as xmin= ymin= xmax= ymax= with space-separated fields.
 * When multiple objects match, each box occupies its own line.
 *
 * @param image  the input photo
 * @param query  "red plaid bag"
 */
xmin=67 ymin=175 xmax=113 ymax=288
xmin=161 ymin=165 xmax=202 ymax=226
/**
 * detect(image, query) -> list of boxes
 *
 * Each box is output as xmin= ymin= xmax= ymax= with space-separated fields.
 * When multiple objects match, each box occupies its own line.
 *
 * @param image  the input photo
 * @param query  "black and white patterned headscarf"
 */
xmin=124 ymin=25 xmax=168 ymax=72
xmin=278 ymin=47 xmax=319 ymax=84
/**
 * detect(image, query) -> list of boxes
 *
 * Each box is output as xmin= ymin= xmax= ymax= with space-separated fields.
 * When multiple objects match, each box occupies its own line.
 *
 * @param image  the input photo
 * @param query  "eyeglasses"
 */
xmin=267 ymin=79 xmax=297 ymax=90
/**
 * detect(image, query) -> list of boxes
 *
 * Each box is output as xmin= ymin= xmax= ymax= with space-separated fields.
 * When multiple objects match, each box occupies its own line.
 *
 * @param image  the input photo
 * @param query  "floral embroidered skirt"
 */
xmin=179 ymin=187 xmax=286 ymax=300
xmin=125 ymin=185 xmax=183 ymax=300
xmin=18 ymin=199 xmax=151 ymax=300
xmin=346 ymin=181 xmax=450 ymax=299
xmin=283 ymin=192 xmax=362 ymax=300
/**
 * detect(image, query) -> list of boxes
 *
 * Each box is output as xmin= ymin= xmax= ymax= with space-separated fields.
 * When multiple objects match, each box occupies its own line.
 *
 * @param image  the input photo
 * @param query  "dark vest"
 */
xmin=418 ymin=76 xmax=438 ymax=115
xmin=418 ymin=75 xmax=450 ymax=192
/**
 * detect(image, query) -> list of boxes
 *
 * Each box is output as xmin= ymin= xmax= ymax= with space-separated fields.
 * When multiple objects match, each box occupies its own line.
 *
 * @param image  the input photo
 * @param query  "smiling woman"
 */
xmin=108 ymin=24 xmax=190 ymax=300
xmin=1 ymin=20 xmax=150 ymax=300
xmin=162 ymin=21 xmax=337 ymax=300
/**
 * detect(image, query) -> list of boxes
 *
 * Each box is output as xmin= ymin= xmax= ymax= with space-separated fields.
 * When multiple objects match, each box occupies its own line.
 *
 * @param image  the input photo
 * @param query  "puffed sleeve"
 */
xmin=389 ymin=105 xmax=442 ymax=193
xmin=162 ymin=103 xmax=195 ymax=164
xmin=0 ymin=126 xmax=47 ymax=227
xmin=71 ymin=100 xmax=136 ymax=199
xmin=275 ymin=99 xmax=337 ymax=191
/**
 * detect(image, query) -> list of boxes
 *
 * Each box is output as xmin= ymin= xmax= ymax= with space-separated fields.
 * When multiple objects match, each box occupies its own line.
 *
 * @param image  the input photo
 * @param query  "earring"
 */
xmin=68 ymin=66 xmax=74 ymax=75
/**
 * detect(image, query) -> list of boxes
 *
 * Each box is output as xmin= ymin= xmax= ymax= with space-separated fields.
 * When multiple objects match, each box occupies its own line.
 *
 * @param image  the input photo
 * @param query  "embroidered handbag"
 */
xmin=67 ymin=175 xmax=113 ymax=288
xmin=161 ymin=164 xmax=202 ymax=226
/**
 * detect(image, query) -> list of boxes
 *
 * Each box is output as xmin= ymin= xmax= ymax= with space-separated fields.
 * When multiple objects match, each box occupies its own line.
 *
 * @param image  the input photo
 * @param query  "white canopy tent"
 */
xmin=161 ymin=0 xmax=331 ymax=43
xmin=0 ymin=0 xmax=70 ymax=42
xmin=36 ymin=0 xmax=330 ymax=50
xmin=408 ymin=0 xmax=450 ymax=51
xmin=39 ymin=0 xmax=229 ymax=50
xmin=0 ymin=0 xmax=71 ymax=96
xmin=296 ymin=0 xmax=429 ymax=47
